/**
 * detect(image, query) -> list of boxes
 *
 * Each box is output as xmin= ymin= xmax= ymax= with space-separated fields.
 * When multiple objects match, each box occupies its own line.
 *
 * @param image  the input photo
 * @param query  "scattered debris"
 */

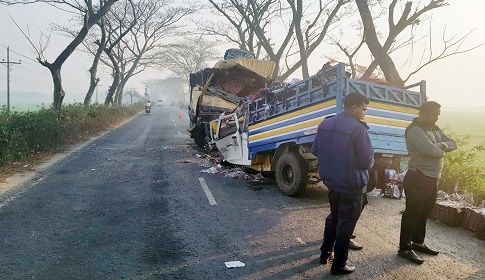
xmin=194 ymin=153 xmax=275 ymax=187
xmin=369 ymin=189 xmax=382 ymax=197
xmin=200 ymin=166 xmax=222 ymax=174
xmin=224 ymin=261 xmax=245 ymax=268
xmin=296 ymin=238 xmax=306 ymax=245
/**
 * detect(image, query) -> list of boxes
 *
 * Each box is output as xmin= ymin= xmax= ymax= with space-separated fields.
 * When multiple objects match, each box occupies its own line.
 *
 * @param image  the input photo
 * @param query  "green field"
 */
xmin=438 ymin=108 xmax=485 ymax=162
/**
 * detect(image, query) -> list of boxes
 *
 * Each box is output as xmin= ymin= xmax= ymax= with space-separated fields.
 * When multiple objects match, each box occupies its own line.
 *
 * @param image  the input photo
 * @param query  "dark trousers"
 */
xmin=320 ymin=190 xmax=364 ymax=268
xmin=399 ymin=169 xmax=438 ymax=249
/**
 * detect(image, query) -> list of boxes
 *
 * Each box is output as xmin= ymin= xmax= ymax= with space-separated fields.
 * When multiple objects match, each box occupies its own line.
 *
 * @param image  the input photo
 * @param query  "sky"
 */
xmin=0 ymin=0 xmax=484 ymax=109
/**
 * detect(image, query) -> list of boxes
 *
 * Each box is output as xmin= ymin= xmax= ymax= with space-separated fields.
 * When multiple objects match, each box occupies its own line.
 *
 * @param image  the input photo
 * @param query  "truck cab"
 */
xmin=188 ymin=57 xmax=276 ymax=147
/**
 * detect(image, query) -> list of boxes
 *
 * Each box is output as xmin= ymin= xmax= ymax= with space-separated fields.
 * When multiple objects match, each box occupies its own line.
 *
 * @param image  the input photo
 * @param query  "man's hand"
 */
xmin=435 ymin=142 xmax=446 ymax=150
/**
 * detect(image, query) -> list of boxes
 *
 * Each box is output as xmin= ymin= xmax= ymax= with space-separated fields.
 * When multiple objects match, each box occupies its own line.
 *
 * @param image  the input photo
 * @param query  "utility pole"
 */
xmin=0 ymin=46 xmax=22 ymax=113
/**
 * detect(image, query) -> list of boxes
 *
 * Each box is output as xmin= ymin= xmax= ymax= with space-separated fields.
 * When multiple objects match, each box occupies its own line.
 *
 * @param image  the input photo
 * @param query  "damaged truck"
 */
xmin=188 ymin=50 xmax=277 ymax=147
xmin=208 ymin=63 xmax=426 ymax=196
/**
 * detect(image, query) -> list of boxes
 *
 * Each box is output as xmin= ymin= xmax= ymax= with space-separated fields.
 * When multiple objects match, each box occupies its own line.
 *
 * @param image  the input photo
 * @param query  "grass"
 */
xmin=438 ymin=108 xmax=485 ymax=162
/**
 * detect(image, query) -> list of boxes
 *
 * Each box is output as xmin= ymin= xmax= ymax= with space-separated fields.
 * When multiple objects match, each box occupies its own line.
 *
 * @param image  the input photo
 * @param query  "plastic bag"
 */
xmin=392 ymin=185 xmax=401 ymax=199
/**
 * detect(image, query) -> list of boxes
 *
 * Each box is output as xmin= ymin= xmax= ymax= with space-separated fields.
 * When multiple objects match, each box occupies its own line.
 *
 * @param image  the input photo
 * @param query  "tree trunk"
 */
xmin=290 ymin=0 xmax=309 ymax=79
xmin=84 ymin=22 xmax=107 ymax=105
xmin=105 ymin=50 xmax=120 ymax=105
xmin=49 ymin=65 xmax=65 ymax=112
xmin=356 ymin=0 xmax=404 ymax=86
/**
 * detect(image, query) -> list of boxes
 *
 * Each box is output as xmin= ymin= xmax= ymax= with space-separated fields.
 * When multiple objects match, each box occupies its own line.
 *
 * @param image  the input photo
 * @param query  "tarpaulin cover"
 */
xmin=213 ymin=59 xmax=276 ymax=80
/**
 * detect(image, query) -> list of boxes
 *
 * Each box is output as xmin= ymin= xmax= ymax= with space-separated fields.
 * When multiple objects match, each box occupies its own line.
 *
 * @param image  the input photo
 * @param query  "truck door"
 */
xmin=209 ymin=113 xmax=244 ymax=161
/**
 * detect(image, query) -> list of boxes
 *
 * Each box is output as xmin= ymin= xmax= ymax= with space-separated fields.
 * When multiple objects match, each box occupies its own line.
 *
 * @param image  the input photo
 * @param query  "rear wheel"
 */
xmin=275 ymin=152 xmax=308 ymax=196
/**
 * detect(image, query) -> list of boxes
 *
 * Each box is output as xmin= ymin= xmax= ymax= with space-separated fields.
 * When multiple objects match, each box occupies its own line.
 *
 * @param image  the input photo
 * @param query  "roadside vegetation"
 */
xmin=438 ymin=109 xmax=485 ymax=204
xmin=0 ymin=103 xmax=143 ymax=180
xmin=440 ymin=133 xmax=485 ymax=204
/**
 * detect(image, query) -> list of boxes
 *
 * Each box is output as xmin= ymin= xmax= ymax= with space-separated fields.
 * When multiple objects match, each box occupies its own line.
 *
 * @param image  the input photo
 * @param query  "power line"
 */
xmin=6 ymin=47 xmax=38 ymax=64
xmin=9 ymin=78 xmax=51 ymax=87
xmin=16 ymin=65 xmax=51 ymax=76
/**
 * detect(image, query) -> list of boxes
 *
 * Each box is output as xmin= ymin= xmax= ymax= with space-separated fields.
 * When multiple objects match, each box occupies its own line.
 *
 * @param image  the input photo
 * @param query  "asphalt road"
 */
xmin=0 ymin=105 xmax=484 ymax=280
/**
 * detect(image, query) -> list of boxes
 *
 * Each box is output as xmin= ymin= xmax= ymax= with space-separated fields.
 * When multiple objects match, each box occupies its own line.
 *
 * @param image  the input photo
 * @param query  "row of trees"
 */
xmin=1 ymin=0 xmax=482 ymax=111
xmin=202 ymin=0 xmax=482 ymax=85
xmin=3 ymin=0 xmax=199 ymax=110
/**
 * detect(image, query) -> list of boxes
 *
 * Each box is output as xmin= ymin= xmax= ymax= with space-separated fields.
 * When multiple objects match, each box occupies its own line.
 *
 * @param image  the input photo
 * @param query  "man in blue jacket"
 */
xmin=311 ymin=92 xmax=375 ymax=275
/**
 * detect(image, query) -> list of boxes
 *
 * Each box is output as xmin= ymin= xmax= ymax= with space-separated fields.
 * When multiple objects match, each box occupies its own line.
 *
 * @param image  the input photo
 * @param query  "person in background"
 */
xmin=398 ymin=101 xmax=457 ymax=264
xmin=311 ymin=92 xmax=375 ymax=275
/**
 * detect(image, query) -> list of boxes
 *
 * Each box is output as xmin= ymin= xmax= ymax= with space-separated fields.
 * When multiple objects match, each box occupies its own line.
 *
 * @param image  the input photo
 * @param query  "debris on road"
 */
xmin=200 ymin=166 xmax=222 ymax=174
xmin=194 ymin=153 xmax=274 ymax=185
xmin=296 ymin=237 xmax=306 ymax=245
xmin=224 ymin=261 xmax=245 ymax=268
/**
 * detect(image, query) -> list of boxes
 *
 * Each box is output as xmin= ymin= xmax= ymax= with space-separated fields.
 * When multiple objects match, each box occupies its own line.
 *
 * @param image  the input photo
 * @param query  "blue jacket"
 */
xmin=311 ymin=112 xmax=375 ymax=193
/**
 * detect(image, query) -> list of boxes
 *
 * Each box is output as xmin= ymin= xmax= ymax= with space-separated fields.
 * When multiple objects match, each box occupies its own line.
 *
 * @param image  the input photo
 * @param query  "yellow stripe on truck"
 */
xmin=369 ymin=101 xmax=419 ymax=115
xmin=363 ymin=116 xmax=410 ymax=128
xmin=249 ymin=119 xmax=323 ymax=142
xmin=249 ymin=99 xmax=337 ymax=131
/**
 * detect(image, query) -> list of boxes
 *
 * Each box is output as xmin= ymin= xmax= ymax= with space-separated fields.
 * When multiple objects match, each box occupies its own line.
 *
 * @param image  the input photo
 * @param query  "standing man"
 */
xmin=311 ymin=92 xmax=375 ymax=275
xmin=398 ymin=101 xmax=457 ymax=264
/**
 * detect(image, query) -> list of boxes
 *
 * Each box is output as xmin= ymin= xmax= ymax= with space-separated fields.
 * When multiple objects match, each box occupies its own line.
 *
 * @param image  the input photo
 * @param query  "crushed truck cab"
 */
xmin=188 ymin=57 xmax=276 ymax=147
xmin=210 ymin=63 xmax=425 ymax=196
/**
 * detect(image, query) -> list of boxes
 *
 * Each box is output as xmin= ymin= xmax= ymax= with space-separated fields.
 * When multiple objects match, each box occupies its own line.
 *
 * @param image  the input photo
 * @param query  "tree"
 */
xmin=98 ymin=0 xmax=137 ymax=105
xmin=207 ymin=0 xmax=351 ymax=80
xmin=355 ymin=0 xmax=483 ymax=86
xmin=107 ymin=0 xmax=196 ymax=105
xmin=326 ymin=30 xmax=366 ymax=78
xmin=156 ymin=35 xmax=219 ymax=80
xmin=355 ymin=0 xmax=405 ymax=86
xmin=4 ymin=0 xmax=120 ymax=111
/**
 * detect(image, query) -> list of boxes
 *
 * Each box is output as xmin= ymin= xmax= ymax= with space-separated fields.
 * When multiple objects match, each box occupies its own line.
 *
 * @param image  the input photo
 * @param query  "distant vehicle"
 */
xmin=157 ymin=99 xmax=164 ymax=106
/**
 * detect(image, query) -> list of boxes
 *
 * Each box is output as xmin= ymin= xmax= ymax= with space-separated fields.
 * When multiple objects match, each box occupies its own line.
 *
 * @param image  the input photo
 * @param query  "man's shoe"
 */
xmin=319 ymin=252 xmax=334 ymax=265
xmin=398 ymin=249 xmax=424 ymax=264
xmin=411 ymin=243 xmax=439 ymax=255
xmin=331 ymin=264 xmax=356 ymax=275
xmin=349 ymin=239 xmax=363 ymax=250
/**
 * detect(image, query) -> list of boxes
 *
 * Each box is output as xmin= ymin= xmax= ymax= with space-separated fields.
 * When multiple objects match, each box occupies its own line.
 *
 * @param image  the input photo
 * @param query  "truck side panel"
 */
xmin=363 ymin=101 xmax=420 ymax=155
xmin=247 ymin=98 xmax=337 ymax=158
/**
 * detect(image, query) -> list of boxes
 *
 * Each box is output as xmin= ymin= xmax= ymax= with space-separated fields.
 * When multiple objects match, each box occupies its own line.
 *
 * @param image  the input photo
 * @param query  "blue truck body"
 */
xmin=210 ymin=63 xmax=426 ymax=196
xmin=246 ymin=63 xmax=424 ymax=159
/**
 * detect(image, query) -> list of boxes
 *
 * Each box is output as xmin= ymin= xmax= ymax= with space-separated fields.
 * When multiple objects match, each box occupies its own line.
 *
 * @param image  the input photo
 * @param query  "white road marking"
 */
xmin=173 ymin=123 xmax=177 ymax=127
xmin=198 ymin=177 xmax=217 ymax=206
xmin=177 ymin=131 xmax=181 ymax=135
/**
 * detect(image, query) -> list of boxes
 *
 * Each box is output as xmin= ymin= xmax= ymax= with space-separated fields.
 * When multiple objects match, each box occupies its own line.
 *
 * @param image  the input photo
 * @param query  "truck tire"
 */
xmin=193 ymin=125 xmax=207 ymax=148
xmin=275 ymin=152 xmax=308 ymax=196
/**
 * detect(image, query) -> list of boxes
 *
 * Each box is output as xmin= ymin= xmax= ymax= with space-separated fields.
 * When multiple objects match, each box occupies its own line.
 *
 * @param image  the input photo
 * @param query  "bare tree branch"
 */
xmin=404 ymin=27 xmax=485 ymax=83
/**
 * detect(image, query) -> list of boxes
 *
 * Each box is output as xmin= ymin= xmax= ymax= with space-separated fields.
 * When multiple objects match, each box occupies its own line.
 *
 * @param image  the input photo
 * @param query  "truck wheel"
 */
xmin=275 ymin=152 xmax=308 ymax=196
xmin=193 ymin=125 xmax=207 ymax=148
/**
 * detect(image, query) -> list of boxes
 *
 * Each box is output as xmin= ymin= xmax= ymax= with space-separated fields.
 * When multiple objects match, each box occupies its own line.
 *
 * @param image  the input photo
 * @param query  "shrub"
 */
xmin=440 ymin=132 xmax=485 ymax=204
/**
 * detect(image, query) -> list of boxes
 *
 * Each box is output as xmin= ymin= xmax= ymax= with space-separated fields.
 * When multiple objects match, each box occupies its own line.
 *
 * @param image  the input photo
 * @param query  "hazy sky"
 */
xmin=0 ymin=0 xmax=484 ymax=108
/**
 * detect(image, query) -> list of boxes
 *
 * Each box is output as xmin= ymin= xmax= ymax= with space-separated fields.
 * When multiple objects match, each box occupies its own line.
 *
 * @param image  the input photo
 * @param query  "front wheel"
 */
xmin=275 ymin=152 xmax=308 ymax=196
xmin=192 ymin=124 xmax=207 ymax=148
